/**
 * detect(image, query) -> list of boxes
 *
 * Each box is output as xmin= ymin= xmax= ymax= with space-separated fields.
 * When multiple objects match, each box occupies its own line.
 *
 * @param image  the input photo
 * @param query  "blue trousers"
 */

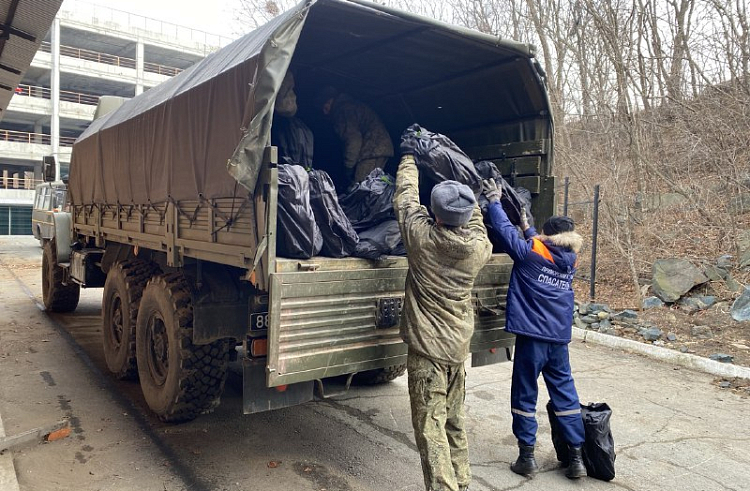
xmin=511 ymin=334 xmax=585 ymax=447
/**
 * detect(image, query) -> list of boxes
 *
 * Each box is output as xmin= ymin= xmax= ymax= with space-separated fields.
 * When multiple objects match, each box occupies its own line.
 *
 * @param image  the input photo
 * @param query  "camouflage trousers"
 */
xmin=408 ymin=350 xmax=470 ymax=491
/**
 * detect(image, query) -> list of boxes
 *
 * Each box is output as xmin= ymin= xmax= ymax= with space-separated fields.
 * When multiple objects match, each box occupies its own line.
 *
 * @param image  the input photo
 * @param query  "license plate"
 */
xmin=250 ymin=312 xmax=269 ymax=331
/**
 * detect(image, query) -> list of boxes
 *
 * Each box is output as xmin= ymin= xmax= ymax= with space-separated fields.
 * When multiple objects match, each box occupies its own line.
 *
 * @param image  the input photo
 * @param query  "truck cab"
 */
xmin=32 ymin=181 xmax=67 ymax=243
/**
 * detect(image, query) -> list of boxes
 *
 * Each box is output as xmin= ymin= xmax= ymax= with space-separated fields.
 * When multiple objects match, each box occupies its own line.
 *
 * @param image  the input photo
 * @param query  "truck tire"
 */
xmin=352 ymin=364 xmax=407 ymax=385
xmin=42 ymin=239 xmax=80 ymax=313
xmin=135 ymin=272 xmax=233 ymax=423
xmin=102 ymin=259 xmax=160 ymax=380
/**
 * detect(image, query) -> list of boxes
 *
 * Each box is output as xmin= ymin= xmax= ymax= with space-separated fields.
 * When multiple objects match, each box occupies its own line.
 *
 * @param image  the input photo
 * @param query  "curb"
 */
xmin=572 ymin=327 xmax=750 ymax=380
xmin=0 ymin=411 xmax=21 ymax=491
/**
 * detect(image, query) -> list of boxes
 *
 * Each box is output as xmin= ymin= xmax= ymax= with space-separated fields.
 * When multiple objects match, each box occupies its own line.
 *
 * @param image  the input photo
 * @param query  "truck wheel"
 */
xmin=102 ymin=259 xmax=160 ymax=380
xmin=42 ymin=239 xmax=80 ymax=313
xmin=352 ymin=364 xmax=407 ymax=385
xmin=135 ymin=272 xmax=233 ymax=423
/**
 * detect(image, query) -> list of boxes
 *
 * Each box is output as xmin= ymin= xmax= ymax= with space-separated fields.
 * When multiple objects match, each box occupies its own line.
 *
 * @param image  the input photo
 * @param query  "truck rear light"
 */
xmin=250 ymin=338 xmax=268 ymax=357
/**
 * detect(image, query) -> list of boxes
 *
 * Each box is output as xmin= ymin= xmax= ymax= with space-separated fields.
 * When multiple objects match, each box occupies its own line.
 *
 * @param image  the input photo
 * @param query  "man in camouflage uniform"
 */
xmin=394 ymin=139 xmax=492 ymax=491
xmin=317 ymin=86 xmax=394 ymax=185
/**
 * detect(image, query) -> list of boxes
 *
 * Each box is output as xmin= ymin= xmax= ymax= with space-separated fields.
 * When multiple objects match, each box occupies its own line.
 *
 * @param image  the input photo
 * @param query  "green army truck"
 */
xmin=43 ymin=0 xmax=557 ymax=422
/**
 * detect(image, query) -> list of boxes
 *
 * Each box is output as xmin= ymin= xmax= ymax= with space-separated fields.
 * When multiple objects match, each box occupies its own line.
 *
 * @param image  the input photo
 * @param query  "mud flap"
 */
xmin=243 ymin=357 xmax=313 ymax=414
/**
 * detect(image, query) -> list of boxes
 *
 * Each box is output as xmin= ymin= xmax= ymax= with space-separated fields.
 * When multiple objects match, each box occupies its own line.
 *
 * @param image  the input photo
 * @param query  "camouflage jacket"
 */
xmin=330 ymin=94 xmax=394 ymax=169
xmin=394 ymin=156 xmax=492 ymax=364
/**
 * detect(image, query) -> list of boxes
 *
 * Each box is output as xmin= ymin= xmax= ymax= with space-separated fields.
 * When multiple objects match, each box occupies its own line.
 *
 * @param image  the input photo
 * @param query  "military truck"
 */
xmin=43 ymin=0 xmax=557 ymax=422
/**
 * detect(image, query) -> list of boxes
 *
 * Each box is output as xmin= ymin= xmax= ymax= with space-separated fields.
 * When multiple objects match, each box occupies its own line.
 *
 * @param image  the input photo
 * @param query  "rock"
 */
xmin=639 ymin=192 xmax=688 ymax=212
xmin=680 ymin=346 xmax=689 ymax=353
xmin=580 ymin=315 xmax=600 ymax=324
xmin=703 ymin=264 xmax=728 ymax=281
xmin=709 ymin=353 xmax=734 ymax=364
xmin=652 ymin=259 xmax=709 ymax=303
xmin=590 ymin=322 xmax=600 ymax=330
xmin=578 ymin=303 xmax=590 ymax=316
xmin=729 ymin=193 xmax=750 ymax=215
xmin=642 ymin=296 xmax=664 ymax=309
xmin=725 ymin=274 xmax=743 ymax=293
xmin=667 ymin=332 xmax=677 ymax=342
xmin=612 ymin=309 xmax=638 ymax=321
xmin=642 ymin=327 xmax=663 ymax=341
xmin=598 ymin=319 xmax=612 ymax=329
xmin=679 ymin=296 xmax=716 ymax=312
xmin=741 ymin=249 xmax=750 ymax=269
xmin=731 ymin=287 xmax=750 ymax=321
xmin=574 ymin=316 xmax=587 ymax=329
xmin=719 ymin=381 xmax=732 ymax=389
xmin=597 ymin=311 xmax=610 ymax=321
xmin=588 ymin=303 xmax=611 ymax=313
xmin=599 ymin=324 xmax=617 ymax=335
xmin=691 ymin=325 xmax=714 ymax=339
xmin=717 ymin=254 xmax=734 ymax=269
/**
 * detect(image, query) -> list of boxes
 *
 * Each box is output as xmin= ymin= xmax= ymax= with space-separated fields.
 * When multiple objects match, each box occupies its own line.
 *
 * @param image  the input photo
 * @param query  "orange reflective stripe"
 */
xmin=531 ymin=238 xmax=555 ymax=264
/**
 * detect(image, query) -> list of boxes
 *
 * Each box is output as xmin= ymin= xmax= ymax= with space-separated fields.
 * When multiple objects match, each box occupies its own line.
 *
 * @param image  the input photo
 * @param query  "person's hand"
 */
xmin=482 ymin=178 xmax=502 ymax=204
xmin=520 ymin=208 xmax=530 ymax=231
xmin=399 ymin=136 xmax=418 ymax=156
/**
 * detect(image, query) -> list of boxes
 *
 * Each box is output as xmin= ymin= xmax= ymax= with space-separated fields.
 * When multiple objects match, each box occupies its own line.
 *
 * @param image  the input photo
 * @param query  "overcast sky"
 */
xmin=76 ymin=0 xmax=247 ymax=38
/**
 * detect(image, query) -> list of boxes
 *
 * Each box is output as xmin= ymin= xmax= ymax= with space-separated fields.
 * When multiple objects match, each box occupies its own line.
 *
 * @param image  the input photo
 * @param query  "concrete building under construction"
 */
xmin=0 ymin=0 xmax=229 ymax=234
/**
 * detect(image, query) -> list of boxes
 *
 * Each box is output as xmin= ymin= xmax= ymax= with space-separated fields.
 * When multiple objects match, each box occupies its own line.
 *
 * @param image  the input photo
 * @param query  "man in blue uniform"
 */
xmin=482 ymin=178 xmax=587 ymax=479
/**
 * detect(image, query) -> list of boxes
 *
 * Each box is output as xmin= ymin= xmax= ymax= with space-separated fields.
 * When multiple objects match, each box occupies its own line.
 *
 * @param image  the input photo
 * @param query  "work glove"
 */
xmin=520 ymin=208 xmax=530 ymax=231
xmin=482 ymin=178 xmax=502 ymax=204
xmin=399 ymin=129 xmax=420 ymax=156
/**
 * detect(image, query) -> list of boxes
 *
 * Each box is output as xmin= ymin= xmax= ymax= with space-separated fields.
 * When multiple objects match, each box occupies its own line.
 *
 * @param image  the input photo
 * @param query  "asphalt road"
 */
xmin=0 ymin=237 xmax=748 ymax=491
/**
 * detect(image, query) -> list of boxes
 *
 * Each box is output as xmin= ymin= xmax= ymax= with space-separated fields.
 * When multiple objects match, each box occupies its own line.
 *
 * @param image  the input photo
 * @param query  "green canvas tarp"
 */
xmin=69 ymin=0 xmax=548 ymax=207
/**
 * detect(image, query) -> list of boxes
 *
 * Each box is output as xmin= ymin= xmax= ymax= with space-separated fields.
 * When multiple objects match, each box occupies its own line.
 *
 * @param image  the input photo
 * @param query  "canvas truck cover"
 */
xmin=68 ymin=3 xmax=307 ymax=206
xmin=69 ymin=0 xmax=546 ymax=208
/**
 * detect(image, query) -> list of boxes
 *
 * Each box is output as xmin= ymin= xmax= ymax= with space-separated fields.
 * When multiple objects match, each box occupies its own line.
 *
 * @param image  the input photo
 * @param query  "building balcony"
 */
xmin=32 ymin=44 xmax=175 ymax=88
xmin=0 ymin=131 xmax=73 ymax=164
xmin=9 ymin=84 xmax=97 ymax=121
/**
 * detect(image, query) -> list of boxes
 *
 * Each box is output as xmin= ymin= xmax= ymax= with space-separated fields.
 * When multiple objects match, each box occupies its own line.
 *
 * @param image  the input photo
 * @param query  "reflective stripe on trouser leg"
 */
xmin=542 ymin=343 xmax=585 ymax=446
xmin=510 ymin=335 xmax=546 ymax=446
xmin=408 ymin=350 xmax=468 ymax=491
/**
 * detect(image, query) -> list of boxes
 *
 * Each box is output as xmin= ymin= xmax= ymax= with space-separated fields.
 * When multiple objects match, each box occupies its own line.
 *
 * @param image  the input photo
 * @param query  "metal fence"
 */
xmin=0 ymin=129 xmax=76 ymax=147
xmin=559 ymin=177 xmax=601 ymax=300
xmin=15 ymin=83 xmax=100 ymax=106
xmin=40 ymin=42 xmax=183 ymax=77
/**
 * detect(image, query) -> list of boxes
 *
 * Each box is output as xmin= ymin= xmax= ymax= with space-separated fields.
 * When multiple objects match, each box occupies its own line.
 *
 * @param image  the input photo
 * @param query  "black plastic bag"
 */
xmin=272 ymin=116 xmax=314 ymax=167
xmin=401 ymin=124 xmax=482 ymax=194
xmin=475 ymin=160 xmax=534 ymax=228
xmin=354 ymin=220 xmax=406 ymax=260
xmin=546 ymin=400 xmax=571 ymax=466
xmin=339 ymin=168 xmax=396 ymax=231
xmin=276 ymin=164 xmax=322 ymax=259
xmin=581 ymin=402 xmax=616 ymax=481
xmin=308 ymin=170 xmax=359 ymax=258
xmin=547 ymin=401 xmax=616 ymax=482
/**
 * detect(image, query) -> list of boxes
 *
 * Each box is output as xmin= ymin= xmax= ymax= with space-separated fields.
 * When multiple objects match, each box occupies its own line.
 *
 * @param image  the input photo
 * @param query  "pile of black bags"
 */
xmin=276 ymin=123 xmax=538 ymax=260
xmin=276 ymin=164 xmax=323 ymax=259
xmin=276 ymin=165 xmax=406 ymax=260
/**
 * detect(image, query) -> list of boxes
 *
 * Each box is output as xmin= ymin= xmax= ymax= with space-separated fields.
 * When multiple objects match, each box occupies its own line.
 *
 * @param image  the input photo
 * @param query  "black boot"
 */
xmin=510 ymin=444 xmax=539 ymax=477
xmin=565 ymin=445 xmax=586 ymax=479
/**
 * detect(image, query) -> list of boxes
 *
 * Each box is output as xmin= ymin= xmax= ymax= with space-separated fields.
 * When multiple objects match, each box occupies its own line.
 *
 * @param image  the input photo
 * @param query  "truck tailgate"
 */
xmin=267 ymin=254 xmax=514 ymax=387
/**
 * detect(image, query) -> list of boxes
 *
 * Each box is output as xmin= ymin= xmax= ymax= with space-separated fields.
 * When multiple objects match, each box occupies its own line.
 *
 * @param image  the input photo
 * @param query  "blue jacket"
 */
xmin=487 ymin=202 xmax=583 ymax=343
